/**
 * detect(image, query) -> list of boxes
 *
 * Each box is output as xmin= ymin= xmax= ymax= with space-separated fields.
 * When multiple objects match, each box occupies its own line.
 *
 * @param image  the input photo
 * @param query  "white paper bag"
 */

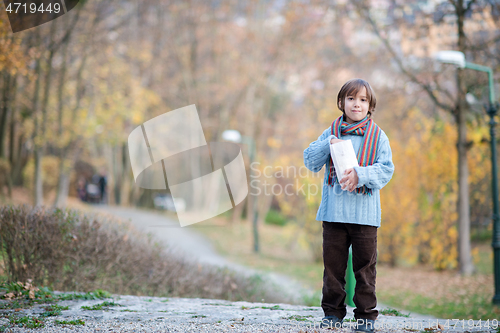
xmin=329 ymin=140 xmax=359 ymax=181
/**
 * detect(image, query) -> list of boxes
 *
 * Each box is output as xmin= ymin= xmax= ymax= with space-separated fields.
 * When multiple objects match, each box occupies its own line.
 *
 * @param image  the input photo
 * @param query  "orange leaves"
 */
xmin=380 ymin=108 xmax=465 ymax=269
xmin=2 ymin=280 xmax=40 ymax=301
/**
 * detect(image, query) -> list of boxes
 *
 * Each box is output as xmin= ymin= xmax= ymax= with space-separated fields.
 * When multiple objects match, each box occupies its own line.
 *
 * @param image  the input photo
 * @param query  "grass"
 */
xmin=0 ymin=281 xmax=111 ymax=331
xmin=380 ymin=307 xmax=410 ymax=317
xmin=9 ymin=316 xmax=45 ymax=329
xmin=261 ymin=305 xmax=284 ymax=310
xmin=81 ymin=301 xmax=122 ymax=311
xmin=281 ymin=314 xmax=313 ymax=321
xmin=55 ymin=319 xmax=85 ymax=326
xmin=191 ymin=216 xmax=500 ymax=320
xmin=39 ymin=304 xmax=69 ymax=317
xmin=240 ymin=305 xmax=285 ymax=310
xmin=377 ymin=289 xmax=500 ymax=320
xmin=57 ymin=289 xmax=112 ymax=300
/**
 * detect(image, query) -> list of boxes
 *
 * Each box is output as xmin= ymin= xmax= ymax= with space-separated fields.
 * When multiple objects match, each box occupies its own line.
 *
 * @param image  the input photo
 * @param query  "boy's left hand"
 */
xmin=340 ymin=168 xmax=358 ymax=192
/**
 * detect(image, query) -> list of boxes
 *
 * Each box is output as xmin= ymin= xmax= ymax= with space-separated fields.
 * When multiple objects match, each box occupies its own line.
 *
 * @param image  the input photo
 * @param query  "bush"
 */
xmin=265 ymin=209 xmax=287 ymax=226
xmin=0 ymin=205 xmax=284 ymax=303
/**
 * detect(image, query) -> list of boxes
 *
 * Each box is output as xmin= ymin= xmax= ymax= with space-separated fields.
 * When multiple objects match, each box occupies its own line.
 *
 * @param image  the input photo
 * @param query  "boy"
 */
xmin=303 ymin=78 xmax=394 ymax=332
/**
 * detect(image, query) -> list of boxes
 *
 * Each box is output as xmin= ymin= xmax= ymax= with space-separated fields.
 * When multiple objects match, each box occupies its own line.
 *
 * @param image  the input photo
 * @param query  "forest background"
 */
xmin=0 ymin=0 xmax=499 ymax=283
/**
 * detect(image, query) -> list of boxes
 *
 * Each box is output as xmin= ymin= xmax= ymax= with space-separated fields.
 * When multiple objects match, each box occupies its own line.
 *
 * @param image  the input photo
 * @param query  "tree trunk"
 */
xmin=54 ymin=31 xmax=70 ymax=208
xmin=54 ymin=167 xmax=70 ymax=207
xmin=8 ymin=75 xmax=18 ymax=167
xmin=32 ymin=52 xmax=43 ymax=206
xmin=104 ymin=144 xmax=116 ymax=205
xmin=0 ymin=73 xmax=11 ymax=159
xmin=120 ymin=143 xmax=131 ymax=206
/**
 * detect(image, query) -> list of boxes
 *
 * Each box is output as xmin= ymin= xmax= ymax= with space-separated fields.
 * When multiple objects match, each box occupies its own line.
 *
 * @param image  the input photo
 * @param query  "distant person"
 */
xmin=303 ymin=79 xmax=394 ymax=332
xmin=76 ymin=177 xmax=87 ymax=202
xmin=98 ymin=170 xmax=107 ymax=204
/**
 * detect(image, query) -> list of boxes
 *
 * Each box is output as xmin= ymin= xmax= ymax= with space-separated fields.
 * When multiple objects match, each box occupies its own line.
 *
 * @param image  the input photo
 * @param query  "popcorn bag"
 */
xmin=330 ymin=140 xmax=359 ymax=180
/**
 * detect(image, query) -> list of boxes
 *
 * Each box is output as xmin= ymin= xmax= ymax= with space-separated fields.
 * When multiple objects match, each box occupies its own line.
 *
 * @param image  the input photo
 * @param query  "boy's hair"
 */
xmin=337 ymin=78 xmax=377 ymax=117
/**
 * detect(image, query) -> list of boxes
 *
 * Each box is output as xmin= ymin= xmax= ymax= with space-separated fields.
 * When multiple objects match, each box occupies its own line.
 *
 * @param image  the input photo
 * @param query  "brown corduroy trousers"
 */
xmin=321 ymin=221 xmax=378 ymax=321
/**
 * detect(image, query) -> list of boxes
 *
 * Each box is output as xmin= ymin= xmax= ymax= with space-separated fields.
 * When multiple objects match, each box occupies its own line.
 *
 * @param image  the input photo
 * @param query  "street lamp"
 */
xmin=435 ymin=50 xmax=500 ymax=304
xmin=222 ymin=130 xmax=260 ymax=253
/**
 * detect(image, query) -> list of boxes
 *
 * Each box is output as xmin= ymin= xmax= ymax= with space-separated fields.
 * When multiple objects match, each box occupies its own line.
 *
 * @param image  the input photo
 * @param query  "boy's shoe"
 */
xmin=320 ymin=315 xmax=343 ymax=329
xmin=354 ymin=318 xmax=376 ymax=333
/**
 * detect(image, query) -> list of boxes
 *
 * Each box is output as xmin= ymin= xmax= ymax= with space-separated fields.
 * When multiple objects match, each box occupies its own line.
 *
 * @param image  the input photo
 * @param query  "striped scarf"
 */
xmin=327 ymin=115 xmax=381 ymax=196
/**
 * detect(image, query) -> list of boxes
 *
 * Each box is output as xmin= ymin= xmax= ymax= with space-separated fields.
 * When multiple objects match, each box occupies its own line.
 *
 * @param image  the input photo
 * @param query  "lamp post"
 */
xmin=222 ymin=130 xmax=260 ymax=253
xmin=435 ymin=50 xmax=500 ymax=304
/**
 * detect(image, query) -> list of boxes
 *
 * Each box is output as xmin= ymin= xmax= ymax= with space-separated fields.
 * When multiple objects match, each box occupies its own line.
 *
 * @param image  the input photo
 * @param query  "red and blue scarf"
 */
xmin=327 ymin=115 xmax=381 ymax=196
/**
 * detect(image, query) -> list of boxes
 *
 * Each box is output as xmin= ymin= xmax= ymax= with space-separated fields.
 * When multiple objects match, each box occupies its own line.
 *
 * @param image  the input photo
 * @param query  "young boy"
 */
xmin=303 ymin=78 xmax=394 ymax=332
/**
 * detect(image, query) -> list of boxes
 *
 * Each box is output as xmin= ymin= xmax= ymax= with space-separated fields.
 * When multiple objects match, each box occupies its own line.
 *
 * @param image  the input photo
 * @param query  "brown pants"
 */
xmin=321 ymin=221 xmax=378 ymax=321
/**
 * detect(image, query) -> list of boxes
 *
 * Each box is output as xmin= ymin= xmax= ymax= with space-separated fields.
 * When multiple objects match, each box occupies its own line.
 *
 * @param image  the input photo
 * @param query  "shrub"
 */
xmin=0 ymin=205 xmax=285 ymax=303
xmin=265 ymin=209 xmax=287 ymax=226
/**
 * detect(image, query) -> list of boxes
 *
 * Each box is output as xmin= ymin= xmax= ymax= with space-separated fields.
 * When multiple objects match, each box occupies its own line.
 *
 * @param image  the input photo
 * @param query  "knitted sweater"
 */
xmin=303 ymin=127 xmax=394 ymax=227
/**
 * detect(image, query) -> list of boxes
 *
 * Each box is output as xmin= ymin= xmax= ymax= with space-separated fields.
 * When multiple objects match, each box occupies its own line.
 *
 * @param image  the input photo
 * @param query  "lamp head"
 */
xmin=434 ymin=50 xmax=466 ymax=68
xmin=222 ymin=129 xmax=242 ymax=143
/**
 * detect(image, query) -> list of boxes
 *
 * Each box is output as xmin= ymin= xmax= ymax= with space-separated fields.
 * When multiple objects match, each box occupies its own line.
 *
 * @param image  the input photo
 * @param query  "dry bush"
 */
xmin=0 ymin=205 xmax=284 ymax=303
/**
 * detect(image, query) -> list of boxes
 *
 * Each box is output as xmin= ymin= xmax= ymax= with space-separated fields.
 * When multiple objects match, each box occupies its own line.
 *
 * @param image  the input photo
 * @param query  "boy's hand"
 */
xmin=330 ymin=138 xmax=344 ymax=144
xmin=340 ymin=168 xmax=358 ymax=192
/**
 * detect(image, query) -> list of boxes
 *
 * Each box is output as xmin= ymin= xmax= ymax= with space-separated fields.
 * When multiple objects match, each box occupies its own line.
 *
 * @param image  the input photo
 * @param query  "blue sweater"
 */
xmin=303 ymin=127 xmax=394 ymax=227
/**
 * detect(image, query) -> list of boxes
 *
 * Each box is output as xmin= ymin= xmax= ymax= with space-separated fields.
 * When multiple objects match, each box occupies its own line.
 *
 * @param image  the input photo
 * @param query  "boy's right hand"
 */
xmin=330 ymin=138 xmax=344 ymax=144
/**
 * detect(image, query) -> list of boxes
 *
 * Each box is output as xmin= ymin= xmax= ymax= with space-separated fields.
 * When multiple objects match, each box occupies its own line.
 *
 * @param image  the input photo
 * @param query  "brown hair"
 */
xmin=337 ymin=78 xmax=377 ymax=117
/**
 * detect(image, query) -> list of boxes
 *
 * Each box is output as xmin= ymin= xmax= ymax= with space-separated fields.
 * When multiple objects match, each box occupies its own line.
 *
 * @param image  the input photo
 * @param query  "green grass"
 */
xmin=81 ymin=301 xmax=121 ymax=311
xmin=261 ymin=305 xmax=284 ymax=310
xmin=9 ymin=316 xmax=45 ymax=329
xmin=55 ymin=319 xmax=85 ymax=326
xmin=57 ymin=289 xmax=112 ymax=300
xmin=39 ymin=304 xmax=69 ymax=317
xmin=240 ymin=305 xmax=285 ymax=310
xmin=474 ymin=244 xmax=493 ymax=275
xmin=378 ymin=290 xmax=499 ymax=320
xmin=282 ymin=314 xmax=313 ymax=321
xmin=380 ymin=308 xmax=410 ymax=317
xmin=471 ymin=228 xmax=492 ymax=243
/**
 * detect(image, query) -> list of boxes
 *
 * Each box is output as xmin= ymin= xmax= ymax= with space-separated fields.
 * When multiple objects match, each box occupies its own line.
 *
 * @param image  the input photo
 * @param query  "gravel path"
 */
xmin=1 ymin=294 xmax=495 ymax=332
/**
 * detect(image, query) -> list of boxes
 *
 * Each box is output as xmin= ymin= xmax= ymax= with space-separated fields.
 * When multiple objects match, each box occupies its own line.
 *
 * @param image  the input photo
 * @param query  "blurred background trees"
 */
xmin=0 ymin=0 xmax=499 ymax=272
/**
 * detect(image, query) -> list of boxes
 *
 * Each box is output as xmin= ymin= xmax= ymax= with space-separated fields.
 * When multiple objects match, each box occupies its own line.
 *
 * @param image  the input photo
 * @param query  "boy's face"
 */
xmin=339 ymin=86 xmax=370 ymax=124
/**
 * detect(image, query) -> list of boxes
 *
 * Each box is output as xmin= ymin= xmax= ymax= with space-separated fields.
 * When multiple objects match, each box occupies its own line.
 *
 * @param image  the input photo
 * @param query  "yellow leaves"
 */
xmin=132 ymin=112 xmax=143 ymax=125
xmin=379 ymin=107 xmax=470 ymax=269
xmin=267 ymin=137 xmax=281 ymax=149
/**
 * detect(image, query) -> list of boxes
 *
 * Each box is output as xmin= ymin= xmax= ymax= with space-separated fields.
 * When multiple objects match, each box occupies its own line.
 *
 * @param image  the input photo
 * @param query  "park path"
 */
xmin=91 ymin=205 xmax=311 ymax=305
xmin=90 ymin=205 xmax=434 ymax=319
